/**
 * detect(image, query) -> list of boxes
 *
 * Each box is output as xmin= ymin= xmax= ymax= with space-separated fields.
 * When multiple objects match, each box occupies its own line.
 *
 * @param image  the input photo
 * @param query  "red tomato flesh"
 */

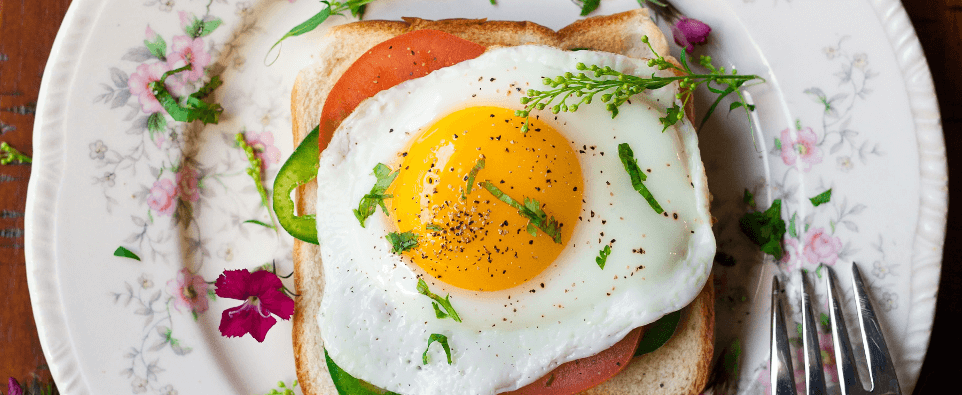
xmin=318 ymin=29 xmax=641 ymax=394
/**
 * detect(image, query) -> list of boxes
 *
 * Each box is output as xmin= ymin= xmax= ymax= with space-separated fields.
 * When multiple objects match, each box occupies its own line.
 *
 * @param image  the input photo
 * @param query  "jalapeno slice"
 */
xmin=272 ymin=126 xmax=320 ymax=245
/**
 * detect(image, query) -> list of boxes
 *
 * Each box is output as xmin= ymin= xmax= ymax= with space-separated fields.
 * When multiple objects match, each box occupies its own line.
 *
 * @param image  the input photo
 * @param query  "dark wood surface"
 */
xmin=0 ymin=0 xmax=957 ymax=392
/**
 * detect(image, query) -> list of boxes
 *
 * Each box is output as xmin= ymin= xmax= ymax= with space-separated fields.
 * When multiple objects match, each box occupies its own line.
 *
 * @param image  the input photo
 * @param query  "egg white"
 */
xmin=314 ymin=45 xmax=714 ymax=395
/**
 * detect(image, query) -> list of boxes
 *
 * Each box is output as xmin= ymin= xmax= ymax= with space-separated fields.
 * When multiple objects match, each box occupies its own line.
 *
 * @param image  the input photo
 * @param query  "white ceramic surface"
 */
xmin=25 ymin=0 xmax=944 ymax=394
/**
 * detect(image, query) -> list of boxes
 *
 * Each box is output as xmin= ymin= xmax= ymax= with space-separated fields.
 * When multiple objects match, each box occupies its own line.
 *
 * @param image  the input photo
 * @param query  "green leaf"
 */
xmin=267 ymin=6 xmax=333 ymax=64
xmin=386 ymin=231 xmax=418 ymax=253
xmin=113 ymin=246 xmax=141 ymax=261
xmin=742 ymin=189 xmax=756 ymax=208
xmin=659 ymin=102 xmax=683 ymax=132
xmin=426 ymin=224 xmax=443 ymax=232
xmin=576 ymin=0 xmax=601 ymax=16
xmin=353 ymin=163 xmax=399 ymax=227
xmin=144 ymin=34 xmax=167 ymax=60
xmin=809 ymin=189 xmax=832 ymax=207
xmin=423 ymin=333 xmax=452 ymax=365
xmin=773 ymin=138 xmax=782 ymax=150
xmin=416 ymin=278 xmax=462 ymax=322
xmin=739 ymin=199 xmax=787 ymax=260
xmin=325 ymin=349 xmax=400 ymax=395
xmin=147 ymin=112 xmax=167 ymax=135
xmin=634 ymin=310 xmax=681 ymax=355
xmin=272 ymin=126 xmax=320 ymax=244
xmin=595 ymin=245 xmax=611 ymax=269
xmin=617 ymin=143 xmax=663 ymax=214
xmin=243 ymin=219 xmax=275 ymax=229
xmin=480 ymin=181 xmax=563 ymax=244
xmin=461 ymin=159 xmax=485 ymax=199
xmin=788 ymin=213 xmax=798 ymax=238
xmin=198 ymin=18 xmax=222 ymax=37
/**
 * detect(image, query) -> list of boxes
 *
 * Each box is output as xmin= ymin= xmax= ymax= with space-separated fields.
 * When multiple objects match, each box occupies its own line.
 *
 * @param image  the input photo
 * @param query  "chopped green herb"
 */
xmin=595 ymin=245 xmax=611 ymax=269
xmin=113 ymin=246 xmax=141 ymax=261
xmin=422 ymin=333 xmax=452 ymax=365
xmin=267 ymin=0 xmax=378 ymax=65
xmin=416 ymin=278 xmax=462 ymax=323
xmin=461 ymin=159 xmax=485 ymax=200
xmin=325 ymin=349 xmax=400 ymax=395
xmin=237 ymin=133 xmax=278 ymax=230
xmin=617 ymin=143 xmax=664 ymax=214
xmin=788 ymin=212 xmax=798 ymax=239
xmin=480 ymin=181 xmax=563 ymax=244
xmin=742 ymin=188 xmax=756 ymax=208
xmin=574 ymin=0 xmax=600 ymax=16
xmin=353 ymin=163 xmax=399 ymax=227
xmin=150 ymin=65 xmax=223 ymax=124
xmin=0 ymin=142 xmax=31 ymax=165
xmin=426 ymin=224 xmax=444 ymax=232
xmin=739 ymin=199 xmax=786 ymax=260
xmin=810 ymin=189 xmax=832 ymax=207
xmin=516 ymin=35 xmax=763 ymax=135
xmin=386 ymin=231 xmax=418 ymax=253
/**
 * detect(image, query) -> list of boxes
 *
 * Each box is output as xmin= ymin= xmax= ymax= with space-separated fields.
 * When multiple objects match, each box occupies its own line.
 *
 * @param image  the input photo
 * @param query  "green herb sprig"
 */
xmin=267 ymin=0 xmax=379 ymax=65
xmin=516 ymin=35 xmax=763 ymax=134
xmin=480 ymin=181 xmax=562 ymax=244
xmin=0 ymin=142 xmax=31 ymax=165
xmin=416 ymin=278 xmax=462 ymax=323
xmin=617 ymin=143 xmax=663 ymax=214
xmin=236 ymin=133 xmax=278 ymax=230
xmin=461 ymin=158 xmax=485 ymax=200
xmin=354 ymin=163 xmax=398 ymax=227
xmin=422 ymin=333 xmax=452 ymax=365
xmin=150 ymin=65 xmax=223 ymax=124
xmin=387 ymin=231 xmax=418 ymax=253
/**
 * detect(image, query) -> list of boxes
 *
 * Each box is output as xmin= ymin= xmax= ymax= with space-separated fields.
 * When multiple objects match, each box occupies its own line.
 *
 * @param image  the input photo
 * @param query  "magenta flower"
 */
xmin=245 ymin=131 xmax=282 ymax=169
xmin=802 ymin=227 xmax=842 ymax=266
xmin=215 ymin=269 xmax=294 ymax=342
xmin=128 ymin=62 xmax=172 ymax=114
xmin=147 ymin=178 xmax=178 ymax=216
xmin=780 ymin=127 xmax=823 ymax=172
xmin=671 ymin=17 xmax=711 ymax=54
xmin=176 ymin=164 xmax=200 ymax=203
xmin=167 ymin=268 xmax=209 ymax=316
xmin=168 ymin=35 xmax=211 ymax=82
xmin=8 ymin=378 xmax=23 ymax=395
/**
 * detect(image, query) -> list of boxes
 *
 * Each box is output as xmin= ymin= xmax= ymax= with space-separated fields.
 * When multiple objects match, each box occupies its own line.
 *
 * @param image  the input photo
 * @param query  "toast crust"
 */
xmin=291 ymin=9 xmax=711 ymax=395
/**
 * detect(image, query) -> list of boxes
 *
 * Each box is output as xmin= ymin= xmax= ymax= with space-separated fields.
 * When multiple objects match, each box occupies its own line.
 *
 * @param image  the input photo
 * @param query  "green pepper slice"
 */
xmin=272 ymin=126 xmax=320 ymax=244
xmin=634 ymin=310 xmax=682 ymax=356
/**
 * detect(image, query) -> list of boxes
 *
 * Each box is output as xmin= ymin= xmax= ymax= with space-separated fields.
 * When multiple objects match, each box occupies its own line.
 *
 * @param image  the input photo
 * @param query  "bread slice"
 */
xmin=290 ymin=9 xmax=712 ymax=395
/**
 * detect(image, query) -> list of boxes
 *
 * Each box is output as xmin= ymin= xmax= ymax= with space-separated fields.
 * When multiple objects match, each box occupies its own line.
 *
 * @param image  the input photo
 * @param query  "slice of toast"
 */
xmin=291 ymin=9 xmax=713 ymax=395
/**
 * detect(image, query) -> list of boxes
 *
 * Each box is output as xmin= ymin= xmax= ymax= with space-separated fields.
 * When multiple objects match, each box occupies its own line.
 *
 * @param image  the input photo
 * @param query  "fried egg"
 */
xmin=314 ymin=45 xmax=714 ymax=395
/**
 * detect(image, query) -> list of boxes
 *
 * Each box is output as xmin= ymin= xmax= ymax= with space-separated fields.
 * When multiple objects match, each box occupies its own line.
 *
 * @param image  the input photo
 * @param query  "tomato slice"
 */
xmin=317 ymin=29 xmax=486 ymax=151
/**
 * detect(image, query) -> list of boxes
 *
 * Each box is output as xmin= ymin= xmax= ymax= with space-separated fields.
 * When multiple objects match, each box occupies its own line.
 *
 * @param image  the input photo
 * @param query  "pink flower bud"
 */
xmin=671 ymin=17 xmax=712 ymax=54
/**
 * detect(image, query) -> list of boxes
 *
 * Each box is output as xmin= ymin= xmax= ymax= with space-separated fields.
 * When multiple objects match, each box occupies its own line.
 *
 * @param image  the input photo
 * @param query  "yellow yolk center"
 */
xmin=389 ymin=106 xmax=584 ymax=292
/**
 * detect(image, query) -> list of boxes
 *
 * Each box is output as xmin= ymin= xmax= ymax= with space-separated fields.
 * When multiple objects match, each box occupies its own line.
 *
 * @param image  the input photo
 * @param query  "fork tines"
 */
xmin=770 ymin=262 xmax=902 ymax=395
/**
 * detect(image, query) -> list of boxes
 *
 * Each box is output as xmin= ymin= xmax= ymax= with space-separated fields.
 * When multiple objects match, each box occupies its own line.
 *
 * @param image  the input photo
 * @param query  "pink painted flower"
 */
xmin=147 ymin=178 xmax=178 ymax=216
xmin=168 ymin=35 xmax=211 ymax=82
xmin=780 ymin=238 xmax=800 ymax=271
xmin=178 ymin=11 xmax=194 ymax=32
xmin=245 ymin=131 xmax=282 ymax=169
xmin=8 ymin=378 xmax=23 ymax=395
xmin=145 ymin=25 xmax=158 ymax=42
xmin=128 ymin=62 xmax=172 ymax=114
xmin=802 ymin=227 xmax=842 ymax=266
xmin=167 ymin=268 xmax=210 ymax=316
xmin=780 ymin=127 xmax=823 ymax=172
xmin=818 ymin=332 xmax=840 ymax=383
xmin=671 ymin=17 xmax=711 ymax=54
xmin=215 ymin=269 xmax=294 ymax=342
xmin=176 ymin=164 xmax=200 ymax=203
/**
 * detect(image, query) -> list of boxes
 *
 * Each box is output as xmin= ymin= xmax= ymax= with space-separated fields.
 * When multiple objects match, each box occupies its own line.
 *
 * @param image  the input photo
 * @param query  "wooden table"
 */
xmin=0 ymin=0 xmax=958 ymax=392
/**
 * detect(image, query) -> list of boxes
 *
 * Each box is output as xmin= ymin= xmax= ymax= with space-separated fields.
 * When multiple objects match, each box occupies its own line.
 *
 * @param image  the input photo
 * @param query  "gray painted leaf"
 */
xmin=849 ymin=204 xmax=867 ymax=215
xmin=110 ymin=67 xmax=129 ymax=88
xmin=830 ymin=140 xmax=844 ymax=154
xmin=122 ymin=47 xmax=154 ymax=62
xmin=126 ymin=115 xmax=149 ymax=134
xmin=841 ymin=220 xmax=858 ymax=232
xmin=111 ymin=88 xmax=131 ymax=109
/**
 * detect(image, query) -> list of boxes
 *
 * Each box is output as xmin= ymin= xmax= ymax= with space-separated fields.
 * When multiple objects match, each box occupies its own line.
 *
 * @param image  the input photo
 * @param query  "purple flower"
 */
xmin=671 ymin=17 xmax=711 ymax=54
xmin=215 ymin=269 xmax=294 ymax=342
xmin=8 ymin=378 xmax=23 ymax=395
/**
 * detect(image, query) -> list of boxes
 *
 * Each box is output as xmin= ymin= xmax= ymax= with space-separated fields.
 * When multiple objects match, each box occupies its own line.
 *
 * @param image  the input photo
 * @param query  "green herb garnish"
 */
xmin=387 ymin=231 xmax=418 ymax=253
xmin=516 ymin=35 xmax=763 ymax=134
xmin=480 ymin=181 xmax=563 ymax=244
xmin=0 ymin=142 xmax=31 ymax=164
xmin=739 ymin=199 xmax=786 ymax=259
xmin=237 ymin=133 xmax=277 ymax=230
xmin=422 ymin=333 xmax=452 ymax=365
xmin=263 ymin=379 xmax=298 ymax=395
xmin=417 ymin=278 xmax=462 ymax=322
xmin=617 ymin=143 xmax=663 ymax=214
xmin=426 ymin=224 xmax=444 ymax=232
xmin=634 ymin=310 xmax=681 ymax=356
xmin=595 ymin=245 xmax=612 ymax=269
xmin=353 ymin=163 xmax=399 ymax=227
xmin=461 ymin=158 xmax=485 ymax=200
xmin=325 ymin=349 xmax=400 ymax=395
xmin=810 ymin=189 xmax=832 ymax=207
xmin=574 ymin=0 xmax=600 ymax=15
xmin=149 ymin=65 xmax=223 ymax=124
xmin=113 ymin=246 xmax=141 ymax=261
xmin=267 ymin=0 xmax=378 ymax=65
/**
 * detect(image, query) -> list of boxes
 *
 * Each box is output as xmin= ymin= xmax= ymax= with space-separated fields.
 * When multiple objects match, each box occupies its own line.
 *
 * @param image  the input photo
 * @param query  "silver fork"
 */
xmin=770 ymin=262 xmax=902 ymax=395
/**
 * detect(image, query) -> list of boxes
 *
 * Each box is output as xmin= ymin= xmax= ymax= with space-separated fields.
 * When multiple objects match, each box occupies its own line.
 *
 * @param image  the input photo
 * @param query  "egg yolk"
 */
xmin=388 ymin=106 xmax=584 ymax=292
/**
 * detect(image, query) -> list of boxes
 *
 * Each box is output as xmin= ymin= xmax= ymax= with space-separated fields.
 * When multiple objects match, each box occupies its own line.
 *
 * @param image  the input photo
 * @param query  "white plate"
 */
xmin=26 ymin=0 xmax=945 ymax=394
